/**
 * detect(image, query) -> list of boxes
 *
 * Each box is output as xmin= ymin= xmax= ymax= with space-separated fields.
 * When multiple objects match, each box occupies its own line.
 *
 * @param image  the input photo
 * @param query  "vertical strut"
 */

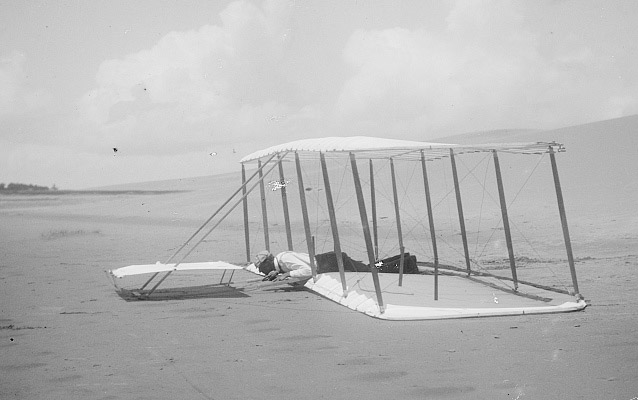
xmin=350 ymin=152 xmax=384 ymax=313
xmin=258 ymin=160 xmax=270 ymax=251
xmin=242 ymin=164 xmax=250 ymax=263
xmin=450 ymin=148 xmax=471 ymax=275
xmin=390 ymin=158 xmax=405 ymax=286
xmin=421 ymin=151 xmax=439 ymax=300
xmin=493 ymin=150 xmax=518 ymax=290
xmin=295 ymin=153 xmax=317 ymax=279
xmin=320 ymin=152 xmax=347 ymax=295
xmin=549 ymin=146 xmax=580 ymax=298
xmin=278 ymin=156 xmax=293 ymax=251
xmin=370 ymin=159 xmax=379 ymax=260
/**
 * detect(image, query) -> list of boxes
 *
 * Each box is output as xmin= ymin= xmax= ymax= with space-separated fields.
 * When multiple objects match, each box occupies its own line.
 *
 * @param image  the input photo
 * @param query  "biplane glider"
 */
xmin=109 ymin=137 xmax=586 ymax=320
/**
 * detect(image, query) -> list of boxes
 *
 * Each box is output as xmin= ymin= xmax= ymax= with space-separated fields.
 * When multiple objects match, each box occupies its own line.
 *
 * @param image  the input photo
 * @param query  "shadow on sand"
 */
xmin=116 ymin=284 xmax=250 ymax=301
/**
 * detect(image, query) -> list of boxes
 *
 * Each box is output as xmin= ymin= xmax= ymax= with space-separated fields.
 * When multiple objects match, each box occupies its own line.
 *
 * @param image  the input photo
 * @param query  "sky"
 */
xmin=1 ymin=0 xmax=637 ymax=189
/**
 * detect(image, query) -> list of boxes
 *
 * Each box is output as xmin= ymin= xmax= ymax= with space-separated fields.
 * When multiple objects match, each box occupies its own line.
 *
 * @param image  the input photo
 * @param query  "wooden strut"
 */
xmin=549 ymin=146 xmax=581 ymax=298
xmin=143 ymin=154 xmax=286 ymax=297
xmin=370 ymin=159 xmax=379 ymax=260
xmin=278 ymin=156 xmax=294 ymax=251
xmin=450 ymin=148 xmax=472 ymax=276
xmin=242 ymin=164 xmax=250 ymax=263
xmin=140 ymin=153 xmax=278 ymax=291
xmin=320 ymin=152 xmax=348 ymax=295
xmin=295 ymin=152 xmax=318 ymax=280
xmin=390 ymin=158 xmax=406 ymax=286
xmin=350 ymin=152 xmax=385 ymax=313
xmin=420 ymin=151 xmax=439 ymax=301
xmin=220 ymin=269 xmax=227 ymax=284
xmin=258 ymin=160 xmax=270 ymax=252
xmin=492 ymin=150 xmax=518 ymax=290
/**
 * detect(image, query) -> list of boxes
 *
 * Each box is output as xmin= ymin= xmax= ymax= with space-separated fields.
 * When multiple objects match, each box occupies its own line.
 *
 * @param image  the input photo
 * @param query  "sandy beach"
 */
xmin=2 ymin=117 xmax=638 ymax=399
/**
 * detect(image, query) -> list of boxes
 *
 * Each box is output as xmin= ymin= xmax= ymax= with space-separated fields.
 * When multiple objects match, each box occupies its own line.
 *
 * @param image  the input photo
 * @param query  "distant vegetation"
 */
xmin=41 ymin=229 xmax=101 ymax=240
xmin=0 ymin=182 xmax=184 ymax=196
xmin=0 ymin=183 xmax=57 ymax=192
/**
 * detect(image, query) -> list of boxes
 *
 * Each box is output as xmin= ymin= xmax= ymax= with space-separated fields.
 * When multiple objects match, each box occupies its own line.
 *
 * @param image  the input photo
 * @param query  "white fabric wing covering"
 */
xmin=240 ymin=136 xmax=454 ymax=163
xmin=240 ymin=136 xmax=561 ymax=164
xmin=110 ymin=261 xmax=243 ymax=278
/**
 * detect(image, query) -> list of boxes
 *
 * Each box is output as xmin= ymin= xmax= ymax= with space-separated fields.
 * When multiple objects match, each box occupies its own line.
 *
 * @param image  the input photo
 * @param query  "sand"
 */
xmin=2 ymin=116 xmax=638 ymax=399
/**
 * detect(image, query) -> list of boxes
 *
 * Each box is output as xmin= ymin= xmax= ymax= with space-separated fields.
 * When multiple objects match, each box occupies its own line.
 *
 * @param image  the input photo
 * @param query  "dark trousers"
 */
xmin=314 ymin=251 xmax=370 ymax=274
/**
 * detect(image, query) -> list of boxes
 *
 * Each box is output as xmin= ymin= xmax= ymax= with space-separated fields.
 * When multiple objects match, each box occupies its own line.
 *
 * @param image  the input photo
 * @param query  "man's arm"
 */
xmin=277 ymin=252 xmax=312 ymax=279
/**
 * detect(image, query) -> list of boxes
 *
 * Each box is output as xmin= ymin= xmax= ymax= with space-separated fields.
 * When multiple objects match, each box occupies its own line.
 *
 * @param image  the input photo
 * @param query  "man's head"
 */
xmin=254 ymin=251 xmax=275 ymax=275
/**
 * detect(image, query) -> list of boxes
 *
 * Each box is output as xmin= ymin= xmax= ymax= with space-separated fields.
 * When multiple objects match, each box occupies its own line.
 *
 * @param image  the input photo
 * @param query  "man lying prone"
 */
xmin=254 ymin=250 xmax=371 ymax=282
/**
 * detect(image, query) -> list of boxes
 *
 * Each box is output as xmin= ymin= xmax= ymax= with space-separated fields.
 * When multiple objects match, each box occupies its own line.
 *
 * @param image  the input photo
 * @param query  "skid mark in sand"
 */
xmin=337 ymin=355 xmax=391 ymax=366
xmin=250 ymin=327 xmax=281 ymax=334
xmin=352 ymin=370 xmax=409 ymax=382
xmin=183 ymin=314 xmax=211 ymax=320
xmin=410 ymin=385 xmax=477 ymax=398
xmin=280 ymin=334 xmax=331 ymax=341
xmin=40 ymin=229 xmax=102 ymax=240
xmin=53 ymin=374 xmax=83 ymax=382
xmin=315 ymin=344 xmax=340 ymax=351
xmin=0 ymin=362 xmax=48 ymax=371
xmin=0 ymin=324 xmax=47 ymax=330
xmin=244 ymin=318 xmax=271 ymax=325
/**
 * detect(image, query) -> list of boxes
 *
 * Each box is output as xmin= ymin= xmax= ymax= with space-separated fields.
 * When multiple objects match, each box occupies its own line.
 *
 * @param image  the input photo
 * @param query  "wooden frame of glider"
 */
xmin=110 ymin=137 xmax=581 ymax=309
xmin=238 ymin=138 xmax=582 ymax=314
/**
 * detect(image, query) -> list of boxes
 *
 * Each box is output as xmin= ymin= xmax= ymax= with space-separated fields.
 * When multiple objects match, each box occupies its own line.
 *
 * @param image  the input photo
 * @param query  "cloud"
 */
xmin=0 ymin=52 xmax=51 ymax=120
xmin=0 ymin=53 xmax=22 ymax=116
xmin=78 ymin=0 xmax=316 ymax=156
xmin=78 ymin=0 xmax=637 ymax=158
xmin=335 ymin=0 xmax=637 ymax=137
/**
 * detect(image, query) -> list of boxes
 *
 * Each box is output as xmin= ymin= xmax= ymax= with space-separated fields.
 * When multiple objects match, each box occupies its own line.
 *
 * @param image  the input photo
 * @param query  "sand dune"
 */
xmin=439 ymin=115 xmax=638 ymax=260
xmin=440 ymin=114 xmax=638 ymax=198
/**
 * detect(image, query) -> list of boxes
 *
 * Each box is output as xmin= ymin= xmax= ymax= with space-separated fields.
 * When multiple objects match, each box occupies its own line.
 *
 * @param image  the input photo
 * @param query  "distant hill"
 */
xmin=433 ymin=128 xmax=543 ymax=144
xmin=432 ymin=115 xmax=637 ymax=224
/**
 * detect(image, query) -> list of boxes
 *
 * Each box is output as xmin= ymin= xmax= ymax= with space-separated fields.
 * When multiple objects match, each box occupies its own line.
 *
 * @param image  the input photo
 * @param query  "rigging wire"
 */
xmin=474 ymin=153 xmax=546 ymax=262
xmin=507 ymin=153 xmax=546 ymax=209
xmin=473 ymin=155 xmax=492 ymax=256
xmin=244 ymin=151 xmax=567 ymax=293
